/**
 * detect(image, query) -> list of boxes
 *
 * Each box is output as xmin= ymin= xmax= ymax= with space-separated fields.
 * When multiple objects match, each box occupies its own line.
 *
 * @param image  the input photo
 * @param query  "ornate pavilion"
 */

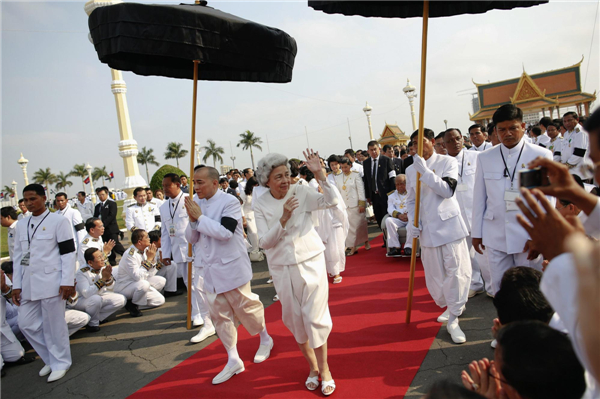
xmin=470 ymin=58 xmax=596 ymax=125
xmin=377 ymin=123 xmax=410 ymax=147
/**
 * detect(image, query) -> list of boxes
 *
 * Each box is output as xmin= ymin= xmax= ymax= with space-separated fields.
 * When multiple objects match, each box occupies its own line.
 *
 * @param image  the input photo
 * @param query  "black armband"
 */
xmin=554 ymin=151 xmax=561 ymax=157
xmin=74 ymin=222 xmax=85 ymax=231
xmin=221 ymin=217 xmax=238 ymax=234
xmin=442 ymin=177 xmax=458 ymax=195
xmin=573 ymin=147 xmax=586 ymax=157
xmin=539 ymin=144 xmax=546 ymax=148
xmin=58 ymin=239 xmax=76 ymax=255
xmin=155 ymin=215 xmax=161 ymax=222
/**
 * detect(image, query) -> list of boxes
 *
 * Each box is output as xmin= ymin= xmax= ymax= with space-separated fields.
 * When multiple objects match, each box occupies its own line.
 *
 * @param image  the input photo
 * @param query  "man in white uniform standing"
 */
xmin=76 ymin=191 xmax=94 ymax=222
xmin=472 ymin=104 xmax=553 ymax=294
xmin=560 ymin=111 xmax=589 ymax=178
xmin=126 ymin=187 xmax=161 ymax=233
xmin=55 ymin=192 xmax=86 ymax=252
xmin=12 ymin=184 xmax=77 ymax=382
xmin=468 ymin=124 xmax=492 ymax=152
xmin=185 ymin=166 xmax=272 ymax=385
xmin=444 ymin=128 xmax=492 ymax=297
xmin=406 ymin=129 xmax=472 ymax=344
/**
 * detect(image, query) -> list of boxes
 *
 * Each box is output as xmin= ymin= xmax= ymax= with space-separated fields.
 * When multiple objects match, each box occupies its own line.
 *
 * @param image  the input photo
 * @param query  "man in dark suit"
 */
xmin=363 ymin=141 xmax=397 ymax=229
xmin=383 ymin=144 xmax=404 ymax=175
xmin=93 ymin=187 xmax=125 ymax=265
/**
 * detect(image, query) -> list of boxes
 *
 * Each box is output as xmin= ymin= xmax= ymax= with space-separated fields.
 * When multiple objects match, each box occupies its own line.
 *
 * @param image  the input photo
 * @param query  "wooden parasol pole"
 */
xmin=406 ymin=0 xmax=429 ymax=324
xmin=187 ymin=60 xmax=200 ymax=330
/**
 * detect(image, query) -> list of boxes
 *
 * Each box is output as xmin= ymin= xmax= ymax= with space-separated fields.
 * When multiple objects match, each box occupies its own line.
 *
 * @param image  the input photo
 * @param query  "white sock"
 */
xmin=259 ymin=328 xmax=271 ymax=345
xmin=227 ymin=346 xmax=241 ymax=367
xmin=204 ymin=317 xmax=214 ymax=330
xmin=448 ymin=313 xmax=458 ymax=326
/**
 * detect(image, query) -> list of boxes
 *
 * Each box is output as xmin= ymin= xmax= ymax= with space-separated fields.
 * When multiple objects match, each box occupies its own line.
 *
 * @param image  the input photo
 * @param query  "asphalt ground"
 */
xmin=0 ymin=224 xmax=496 ymax=398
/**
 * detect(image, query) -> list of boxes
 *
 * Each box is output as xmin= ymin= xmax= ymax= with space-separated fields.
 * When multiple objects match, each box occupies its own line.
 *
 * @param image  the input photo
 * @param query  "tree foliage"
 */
xmin=164 ymin=142 xmax=188 ymax=169
xmin=149 ymin=164 xmax=186 ymax=193
xmin=201 ymin=139 xmax=225 ymax=168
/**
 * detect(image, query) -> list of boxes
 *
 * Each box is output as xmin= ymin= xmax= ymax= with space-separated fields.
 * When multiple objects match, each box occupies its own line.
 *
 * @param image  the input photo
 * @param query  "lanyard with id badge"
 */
xmin=169 ymin=195 xmax=183 ymax=237
xmin=22 ymin=211 xmax=50 ymax=266
xmin=500 ymin=144 xmax=525 ymax=212
xmin=456 ymin=152 xmax=468 ymax=192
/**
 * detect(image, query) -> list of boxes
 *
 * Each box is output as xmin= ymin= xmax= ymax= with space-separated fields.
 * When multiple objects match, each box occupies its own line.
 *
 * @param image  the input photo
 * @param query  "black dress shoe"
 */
xmin=86 ymin=325 xmax=101 ymax=333
xmin=4 ymin=356 xmax=34 ymax=367
xmin=125 ymin=300 xmax=143 ymax=317
xmin=404 ymin=248 xmax=412 ymax=256
xmin=164 ymin=289 xmax=184 ymax=297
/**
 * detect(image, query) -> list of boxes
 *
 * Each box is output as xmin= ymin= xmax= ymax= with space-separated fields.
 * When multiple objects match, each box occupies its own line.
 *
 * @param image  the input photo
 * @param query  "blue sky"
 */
xmin=2 ymin=0 xmax=598 ymax=196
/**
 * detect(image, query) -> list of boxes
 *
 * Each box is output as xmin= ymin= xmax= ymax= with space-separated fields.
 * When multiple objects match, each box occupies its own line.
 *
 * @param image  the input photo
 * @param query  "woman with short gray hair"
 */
xmin=254 ymin=149 xmax=339 ymax=396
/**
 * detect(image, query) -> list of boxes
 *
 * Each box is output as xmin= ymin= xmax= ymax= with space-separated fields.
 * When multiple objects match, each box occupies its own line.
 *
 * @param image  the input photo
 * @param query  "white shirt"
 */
xmin=77 ymin=200 xmax=94 ymax=221
xmin=115 ymin=245 xmax=156 ymax=290
xmin=7 ymin=221 xmax=17 ymax=259
xmin=76 ymin=264 xmax=115 ymax=298
xmin=125 ymin=202 xmax=161 ymax=232
xmin=12 ymin=210 xmax=77 ymax=301
xmin=254 ymin=180 xmax=339 ymax=266
xmin=351 ymin=161 xmax=364 ymax=177
xmin=57 ymin=203 xmax=86 ymax=249
xmin=451 ymin=149 xmax=479 ymax=232
xmin=387 ymin=191 xmax=408 ymax=217
xmin=185 ymin=190 xmax=252 ymax=294
xmin=561 ymin=124 xmax=589 ymax=169
xmin=159 ymin=191 xmax=189 ymax=264
xmin=532 ymin=132 xmax=551 ymax=147
xmin=78 ymin=234 xmax=105 ymax=268
xmin=547 ymin=136 xmax=563 ymax=162
xmin=469 ymin=141 xmax=492 ymax=152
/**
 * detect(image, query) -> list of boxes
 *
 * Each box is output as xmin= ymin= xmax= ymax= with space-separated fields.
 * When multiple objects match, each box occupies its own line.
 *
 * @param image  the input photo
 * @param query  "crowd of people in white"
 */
xmin=1 ymin=103 xmax=599 ymax=399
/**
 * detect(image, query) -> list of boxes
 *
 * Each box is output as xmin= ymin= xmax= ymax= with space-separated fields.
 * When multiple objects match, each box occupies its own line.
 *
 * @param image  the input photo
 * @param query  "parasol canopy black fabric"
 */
xmin=308 ymin=1 xmax=548 ymax=19
xmin=88 ymin=2 xmax=297 ymax=82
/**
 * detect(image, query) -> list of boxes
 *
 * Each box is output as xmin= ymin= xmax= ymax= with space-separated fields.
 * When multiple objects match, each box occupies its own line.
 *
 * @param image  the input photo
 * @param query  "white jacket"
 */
xmin=56 ymin=203 xmax=86 ymax=249
xmin=159 ymin=191 xmax=189 ymax=264
xmin=406 ymin=153 xmax=468 ymax=247
xmin=125 ymin=202 xmax=161 ymax=232
xmin=452 ymin=149 xmax=479 ymax=232
xmin=334 ymin=171 xmax=366 ymax=209
xmin=472 ymin=139 xmax=553 ymax=254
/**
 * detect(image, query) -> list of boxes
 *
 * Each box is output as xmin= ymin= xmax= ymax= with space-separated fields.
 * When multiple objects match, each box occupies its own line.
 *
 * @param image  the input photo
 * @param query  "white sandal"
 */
xmin=321 ymin=379 xmax=336 ymax=396
xmin=333 ymin=276 xmax=342 ymax=284
xmin=305 ymin=375 xmax=320 ymax=391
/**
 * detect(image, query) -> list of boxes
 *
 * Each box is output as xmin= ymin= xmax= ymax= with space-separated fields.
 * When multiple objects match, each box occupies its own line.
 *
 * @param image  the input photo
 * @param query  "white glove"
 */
xmin=407 ymin=223 xmax=421 ymax=238
xmin=412 ymin=155 xmax=428 ymax=175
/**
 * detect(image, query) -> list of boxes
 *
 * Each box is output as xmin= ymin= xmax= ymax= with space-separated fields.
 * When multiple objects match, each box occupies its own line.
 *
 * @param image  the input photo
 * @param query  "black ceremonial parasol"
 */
xmin=88 ymin=1 xmax=297 ymax=329
xmin=309 ymin=0 xmax=547 ymax=323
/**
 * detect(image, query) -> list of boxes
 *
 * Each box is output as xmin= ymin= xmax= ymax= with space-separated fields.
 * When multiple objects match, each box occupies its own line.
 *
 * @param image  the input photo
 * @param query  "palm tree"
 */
xmin=164 ymin=142 xmax=188 ymax=169
xmin=237 ymin=130 xmax=263 ymax=170
xmin=69 ymin=163 xmax=88 ymax=190
xmin=137 ymin=147 xmax=160 ymax=183
xmin=55 ymin=172 xmax=73 ymax=191
xmin=2 ymin=186 xmax=14 ymax=198
xmin=92 ymin=166 xmax=110 ymax=186
xmin=32 ymin=167 xmax=58 ymax=197
xmin=202 ymin=139 xmax=225 ymax=168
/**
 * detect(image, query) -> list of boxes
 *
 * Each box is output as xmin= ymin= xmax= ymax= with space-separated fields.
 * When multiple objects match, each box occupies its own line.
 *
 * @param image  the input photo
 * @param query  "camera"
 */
xmin=519 ymin=167 xmax=549 ymax=189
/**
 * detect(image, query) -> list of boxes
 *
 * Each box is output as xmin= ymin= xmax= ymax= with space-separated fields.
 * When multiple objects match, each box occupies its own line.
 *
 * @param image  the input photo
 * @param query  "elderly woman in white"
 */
xmin=254 ymin=149 xmax=338 ymax=396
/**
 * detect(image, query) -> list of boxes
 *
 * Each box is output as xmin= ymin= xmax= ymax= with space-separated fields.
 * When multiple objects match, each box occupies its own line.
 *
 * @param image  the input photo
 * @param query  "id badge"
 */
xmin=21 ymin=251 xmax=30 ymax=266
xmin=456 ymin=184 xmax=468 ymax=192
xmin=504 ymin=190 xmax=520 ymax=212
xmin=169 ymin=224 xmax=176 ymax=237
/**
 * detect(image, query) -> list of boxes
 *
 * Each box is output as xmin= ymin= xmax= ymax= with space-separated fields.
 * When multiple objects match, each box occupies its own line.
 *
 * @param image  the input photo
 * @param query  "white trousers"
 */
xmin=192 ymin=267 xmax=213 ymax=324
xmin=246 ymin=212 xmax=259 ymax=253
xmin=421 ymin=238 xmax=472 ymax=317
xmin=156 ymin=263 xmax=178 ymax=293
xmin=325 ymin=226 xmax=346 ymax=277
xmin=465 ymin=236 xmax=492 ymax=293
xmin=385 ymin=216 xmax=408 ymax=248
xmin=18 ymin=295 xmax=71 ymax=371
xmin=270 ymin=253 xmax=332 ymax=349
xmin=71 ymin=293 xmax=126 ymax=327
xmin=1 ymin=330 xmax=25 ymax=365
xmin=205 ymin=281 xmax=265 ymax=351
xmin=65 ymin=309 xmax=90 ymax=336
xmin=181 ymin=262 xmax=201 ymax=319
xmin=486 ymin=247 xmax=543 ymax=294
xmin=116 ymin=277 xmax=165 ymax=308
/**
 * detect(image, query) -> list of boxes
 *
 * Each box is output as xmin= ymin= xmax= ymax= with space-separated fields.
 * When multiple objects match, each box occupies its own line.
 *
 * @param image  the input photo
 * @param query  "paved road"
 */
xmin=1 ymin=226 xmax=495 ymax=398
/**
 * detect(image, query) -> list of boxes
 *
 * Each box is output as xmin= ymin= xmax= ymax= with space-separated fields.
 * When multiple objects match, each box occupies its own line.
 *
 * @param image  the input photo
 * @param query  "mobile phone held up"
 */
xmin=519 ymin=167 xmax=550 ymax=189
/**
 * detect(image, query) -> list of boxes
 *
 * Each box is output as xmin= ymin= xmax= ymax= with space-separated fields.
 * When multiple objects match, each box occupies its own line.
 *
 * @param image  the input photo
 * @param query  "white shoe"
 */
xmin=192 ymin=316 xmax=204 ymax=327
xmin=437 ymin=309 xmax=450 ymax=323
xmin=39 ymin=365 xmax=51 ymax=377
xmin=267 ymin=278 xmax=273 ymax=284
xmin=212 ymin=360 xmax=245 ymax=385
xmin=254 ymin=337 xmax=274 ymax=363
xmin=273 ymin=294 xmax=279 ymax=302
xmin=47 ymin=369 xmax=68 ymax=383
xmin=447 ymin=322 xmax=466 ymax=344
xmin=491 ymin=339 xmax=497 ymax=349
xmin=190 ymin=326 xmax=216 ymax=344
xmin=486 ymin=291 xmax=495 ymax=298
xmin=468 ymin=289 xmax=484 ymax=298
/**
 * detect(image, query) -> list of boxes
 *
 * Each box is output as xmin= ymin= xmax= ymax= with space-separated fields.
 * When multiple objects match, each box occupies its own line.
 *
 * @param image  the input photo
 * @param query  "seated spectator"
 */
xmin=115 ymin=229 xmax=166 ymax=317
xmin=71 ymin=248 xmax=126 ymax=332
xmin=79 ymin=218 xmax=116 ymax=276
xmin=147 ymin=230 xmax=179 ymax=297
xmin=383 ymin=175 xmax=413 ymax=257
xmin=462 ymin=321 xmax=586 ymax=399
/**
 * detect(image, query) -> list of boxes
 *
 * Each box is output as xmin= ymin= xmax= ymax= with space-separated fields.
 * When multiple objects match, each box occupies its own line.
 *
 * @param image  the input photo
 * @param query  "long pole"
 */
xmin=187 ymin=60 xmax=199 ymax=330
xmin=347 ymin=118 xmax=354 ymax=149
xmin=305 ymin=126 xmax=310 ymax=147
xmin=406 ymin=0 xmax=429 ymax=324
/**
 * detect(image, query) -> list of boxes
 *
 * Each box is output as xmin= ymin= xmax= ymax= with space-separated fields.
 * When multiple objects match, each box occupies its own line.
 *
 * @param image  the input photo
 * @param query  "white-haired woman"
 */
xmin=254 ymin=149 xmax=338 ymax=396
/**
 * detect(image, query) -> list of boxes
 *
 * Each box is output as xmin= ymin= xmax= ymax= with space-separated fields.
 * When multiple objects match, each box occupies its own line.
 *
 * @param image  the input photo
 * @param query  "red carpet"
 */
xmin=130 ymin=235 xmax=441 ymax=398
